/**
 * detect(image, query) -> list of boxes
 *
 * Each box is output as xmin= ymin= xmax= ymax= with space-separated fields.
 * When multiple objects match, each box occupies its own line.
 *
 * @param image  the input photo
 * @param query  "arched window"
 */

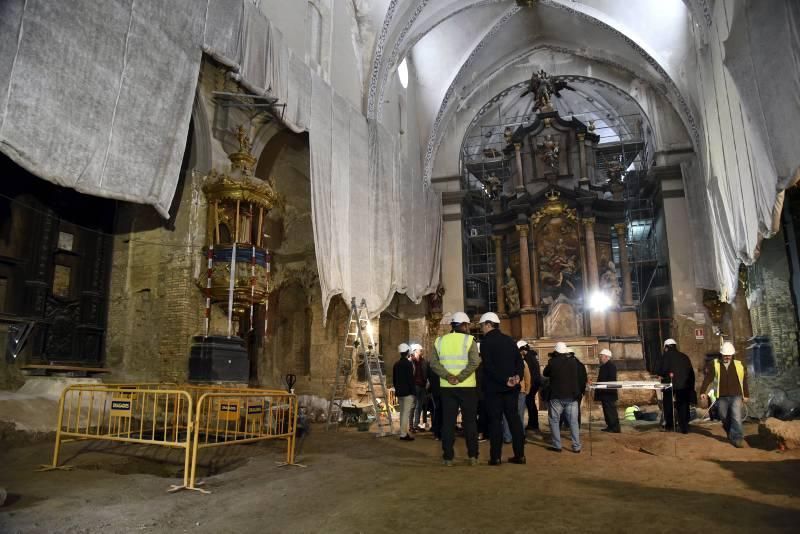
xmin=307 ymin=2 xmax=323 ymax=67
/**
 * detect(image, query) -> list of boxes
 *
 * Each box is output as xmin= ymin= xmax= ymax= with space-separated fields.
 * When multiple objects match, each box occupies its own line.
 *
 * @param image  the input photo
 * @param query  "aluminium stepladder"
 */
xmin=326 ymin=297 xmax=394 ymax=436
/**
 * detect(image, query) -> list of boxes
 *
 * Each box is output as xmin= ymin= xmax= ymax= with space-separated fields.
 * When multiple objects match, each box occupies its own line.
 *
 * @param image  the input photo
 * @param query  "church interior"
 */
xmin=1 ymin=1 xmax=799 ymax=531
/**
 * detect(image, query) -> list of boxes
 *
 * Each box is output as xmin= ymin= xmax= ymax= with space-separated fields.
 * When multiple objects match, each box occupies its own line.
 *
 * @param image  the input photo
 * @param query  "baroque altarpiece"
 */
xmin=479 ymin=72 xmax=645 ymax=374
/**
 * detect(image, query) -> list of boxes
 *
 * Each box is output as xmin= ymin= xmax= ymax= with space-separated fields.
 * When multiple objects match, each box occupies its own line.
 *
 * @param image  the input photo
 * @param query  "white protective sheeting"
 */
xmin=685 ymin=0 xmax=793 ymax=299
xmin=723 ymin=0 xmax=800 ymax=189
xmin=0 ymin=0 xmax=205 ymax=218
xmin=204 ymin=2 xmax=442 ymax=319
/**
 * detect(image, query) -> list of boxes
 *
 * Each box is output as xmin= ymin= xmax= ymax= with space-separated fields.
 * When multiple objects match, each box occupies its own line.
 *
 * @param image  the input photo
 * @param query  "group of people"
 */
xmin=392 ymin=314 xmax=751 ymax=466
xmin=392 ymin=312 xmax=595 ymax=465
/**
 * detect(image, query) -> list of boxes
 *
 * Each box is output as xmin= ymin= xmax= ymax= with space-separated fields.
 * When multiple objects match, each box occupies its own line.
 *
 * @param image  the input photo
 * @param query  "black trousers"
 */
xmin=601 ymin=399 xmax=620 ymax=432
xmin=525 ymin=390 xmax=539 ymax=430
xmin=675 ymin=389 xmax=691 ymax=433
xmin=431 ymin=393 xmax=443 ymax=438
xmin=663 ymin=388 xmax=691 ymax=433
xmin=477 ymin=398 xmax=488 ymax=437
xmin=441 ymin=388 xmax=479 ymax=461
xmin=486 ymin=390 xmax=525 ymax=461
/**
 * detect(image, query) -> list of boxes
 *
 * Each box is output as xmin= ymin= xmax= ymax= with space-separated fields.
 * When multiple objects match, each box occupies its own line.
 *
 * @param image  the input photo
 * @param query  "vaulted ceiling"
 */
xmin=361 ymin=0 xmax=707 ymax=182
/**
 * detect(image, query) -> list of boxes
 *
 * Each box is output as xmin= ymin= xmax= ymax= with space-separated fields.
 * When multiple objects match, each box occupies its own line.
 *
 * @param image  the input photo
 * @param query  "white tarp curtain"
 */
xmin=0 ymin=0 xmax=443 ymax=319
xmin=684 ymin=0 xmax=799 ymax=300
xmin=201 ymin=1 xmax=443 ymax=318
xmin=724 ymin=0 xmax=800 ymax=189
xmin=204 ymin=0 xmax=442 ymax=316
xmin=0 ymin=0 xmax=205 ymax=218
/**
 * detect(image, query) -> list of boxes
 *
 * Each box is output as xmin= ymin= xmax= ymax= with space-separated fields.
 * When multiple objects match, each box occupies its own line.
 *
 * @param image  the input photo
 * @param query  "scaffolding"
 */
xmin=460 ymin=98 xmax=655 ymax=316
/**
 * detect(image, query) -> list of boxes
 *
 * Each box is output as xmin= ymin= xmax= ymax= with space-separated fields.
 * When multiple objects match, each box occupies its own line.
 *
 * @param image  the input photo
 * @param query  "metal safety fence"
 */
xmin=39 ymin=383 xmax=299 ymax=494
xmin=189 ymin=391 xmax=299 ymax=492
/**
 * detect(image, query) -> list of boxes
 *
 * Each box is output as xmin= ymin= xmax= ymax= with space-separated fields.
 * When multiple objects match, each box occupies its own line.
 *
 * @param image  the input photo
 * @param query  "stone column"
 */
xmin=493 ymin=235 xmax=506 ymax=315
xmin=577 ymin=133 xmax=589 ymax=187
xmin=517 ymin=224 xmax=533 ymax=310
xmin=615 ymin=222 xmax=633 ymax=306
xmin=514 ymin=143 xmax=525 ymax=193
xmin=582 ymin=218 xmax=599 ymax=291
xmin=529 ymin=220 xmax=540 ymax=307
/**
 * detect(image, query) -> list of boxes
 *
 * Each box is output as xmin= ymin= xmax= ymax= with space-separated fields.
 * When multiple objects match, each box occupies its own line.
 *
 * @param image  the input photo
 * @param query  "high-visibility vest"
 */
xmin=624 ymin=406 xmax=639 ymax=421
xmin=434 ymin=333 xmax=476 ymax=388
xmin=713 ymin=359 xmax=744 ymax=397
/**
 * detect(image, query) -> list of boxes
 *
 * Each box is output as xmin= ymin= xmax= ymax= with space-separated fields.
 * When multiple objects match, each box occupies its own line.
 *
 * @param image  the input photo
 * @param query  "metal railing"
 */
xmin=40 ymin=383 xmax=300 ymax=494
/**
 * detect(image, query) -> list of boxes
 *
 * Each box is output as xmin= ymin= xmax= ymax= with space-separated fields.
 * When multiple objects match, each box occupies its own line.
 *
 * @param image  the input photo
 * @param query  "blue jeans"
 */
xmin=717 ymin=395 xmax=743 ymax=443
xmin=503 ymin=392 xmax=527 ymax=442
xmin=548 ymin=398 xmax=581 ymax=451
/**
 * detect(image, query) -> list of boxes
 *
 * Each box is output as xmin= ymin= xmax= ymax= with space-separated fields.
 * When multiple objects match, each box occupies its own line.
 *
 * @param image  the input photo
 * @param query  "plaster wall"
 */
xmin=658 ymin=168 xmax=700 ymax=316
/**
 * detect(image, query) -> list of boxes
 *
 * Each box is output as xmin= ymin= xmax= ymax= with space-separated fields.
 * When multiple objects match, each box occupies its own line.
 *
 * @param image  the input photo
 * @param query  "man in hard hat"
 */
xmin=430 ymin=312 xmax=481 ymax=466
xmin=479 ymin=312 xmax=525 ymax=465
xmin=543 ymin=342 xmax=587 ymax=453
xmin=521 ymin=342 xmax=543 ymax=434
xmin=501 ymin=340 xmax=533 ymax=444
xmin=699 ymin=342 xmax=749 ymax=448
xmin=656 ymin=339 xmax=695 ymax=433
xmin=595 ymin=348 xmax=620 ymax=433
xmin=393 ymin=343 xmax=416 ymax=441
xmin=408 ymin=343 xmax=429 ymax=432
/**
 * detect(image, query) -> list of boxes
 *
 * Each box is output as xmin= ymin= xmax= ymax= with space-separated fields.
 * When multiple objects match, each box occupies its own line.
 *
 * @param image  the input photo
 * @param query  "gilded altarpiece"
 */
xmin=531 ymin=197 xmax=582 ymax=305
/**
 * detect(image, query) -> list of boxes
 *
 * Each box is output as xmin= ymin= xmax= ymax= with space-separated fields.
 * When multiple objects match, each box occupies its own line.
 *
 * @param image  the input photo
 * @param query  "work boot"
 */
xmin=733 ymin=440 xmax=745 ymax=448
xmin=508 ymin=456 xmax=526 ymax=465
xmin=442 ymin=459 xmax=454 ymax=467
xmin=488 ymin=458 xmax=502 ymax=466
xmin=468 ymin=457 xmax=479 ymax=466
xmin=547 ymin=446 xmax=562 ymax=453
xmin=399 ymin=435 xmax=415 ymax=441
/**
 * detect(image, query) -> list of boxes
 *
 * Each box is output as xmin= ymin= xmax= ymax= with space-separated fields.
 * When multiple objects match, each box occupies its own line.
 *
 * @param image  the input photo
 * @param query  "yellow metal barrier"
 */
xmin=40 ymin=383 xmax=301 ymax=494
xmin=188 ymin=390 xmax=300 ymax=493
xmin=39 ymin=384 xmax=195 ymax=491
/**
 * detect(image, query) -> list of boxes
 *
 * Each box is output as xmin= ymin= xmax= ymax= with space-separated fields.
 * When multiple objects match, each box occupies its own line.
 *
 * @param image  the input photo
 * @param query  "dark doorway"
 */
xmin=0 ymin=154 xmax=115 ymax=365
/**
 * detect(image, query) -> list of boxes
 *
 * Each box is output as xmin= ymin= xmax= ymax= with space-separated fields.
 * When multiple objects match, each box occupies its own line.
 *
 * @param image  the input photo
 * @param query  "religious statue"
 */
xmin=519 ymin=69 xmax=575 ymax=111
xmin=235 ymin=125 xmax=252 ymax=153
xmin=484 ymin=173 xmax=502 ymax=199
xmin=600 ymin=260 xmax=622 ymax=308
xmin=503 ymin=267 xmax=521 ymax=313
xmin=537 ymin=134 xmax=560 ymax=171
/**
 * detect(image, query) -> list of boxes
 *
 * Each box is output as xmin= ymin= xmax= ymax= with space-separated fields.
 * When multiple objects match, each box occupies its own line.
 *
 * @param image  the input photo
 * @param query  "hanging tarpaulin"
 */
xmin=0 ymin=0 xmax=206 ymax=217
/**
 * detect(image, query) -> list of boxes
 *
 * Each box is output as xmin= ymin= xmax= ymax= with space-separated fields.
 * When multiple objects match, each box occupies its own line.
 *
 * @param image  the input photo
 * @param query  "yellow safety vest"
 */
xmin=435 ymin=333 xmax=476 ymax=388
xmin=713 ymin=359 xmax=744 ymax=396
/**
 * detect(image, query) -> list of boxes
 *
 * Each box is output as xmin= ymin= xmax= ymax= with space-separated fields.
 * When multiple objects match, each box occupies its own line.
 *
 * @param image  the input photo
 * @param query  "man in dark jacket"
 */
xmin=479 ymin=312 xmax=526 ymax=465
xmin=426 ymin=357 xmax=442 ymax=440
xmin=656 ymin=338 xmax=695 ymax=433
xmin=392 ymin=343 xmax=416 ymax=441
xmin=523 ymin=344 xmax=542 ymax=433
xmin=595 ymin=348 xmax=620 ymax=433
xmin=543 ymin=342 xmax=586 ymax=453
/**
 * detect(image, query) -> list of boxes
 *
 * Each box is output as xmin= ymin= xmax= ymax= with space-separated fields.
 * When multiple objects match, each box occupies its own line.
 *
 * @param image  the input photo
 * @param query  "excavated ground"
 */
xmin=1 ymin=419 xmax=799 ymax=533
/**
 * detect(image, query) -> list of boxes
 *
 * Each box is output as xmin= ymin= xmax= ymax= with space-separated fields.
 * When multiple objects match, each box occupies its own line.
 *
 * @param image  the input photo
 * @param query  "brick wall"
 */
xmin=105 ymin=171 xmax=206 ymax=382
xmin=746 ymin=232 xmax=800 ymax=413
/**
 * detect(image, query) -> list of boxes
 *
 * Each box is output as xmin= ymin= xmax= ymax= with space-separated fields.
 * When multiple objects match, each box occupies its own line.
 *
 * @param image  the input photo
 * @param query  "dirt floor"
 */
xmin=1 ymin=417 xmax=799 ymax=534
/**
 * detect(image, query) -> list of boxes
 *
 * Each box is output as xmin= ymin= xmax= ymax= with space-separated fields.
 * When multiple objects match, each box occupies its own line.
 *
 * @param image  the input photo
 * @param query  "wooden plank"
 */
xmin=21 ymin=364 xmax=111 ymax=374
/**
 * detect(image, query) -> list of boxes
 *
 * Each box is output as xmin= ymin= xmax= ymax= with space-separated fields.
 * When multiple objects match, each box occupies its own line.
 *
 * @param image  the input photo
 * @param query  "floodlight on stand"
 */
xmin=589 ymin=291 xmax=612 ymax=312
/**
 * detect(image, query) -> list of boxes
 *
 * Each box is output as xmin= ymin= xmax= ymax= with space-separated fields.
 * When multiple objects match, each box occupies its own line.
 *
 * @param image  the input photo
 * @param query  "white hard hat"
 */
xmin=554 ymin=342 xmax=570 ymax=354
xmin=398 ymin=343 xmax=410 ymax=353
xmin=664 ymin=338 xmax=677 ymax=347
xmin=720 ymin=342 xmax=736 ymax=355
xmin=450 ymin=311 xmax=471 ymax=324
xmin=409 ymin=343 xmax=422 ymax=352
xmin=479 ymin=312 xmax=501 ymax=324
xmin=516 ymin=340 xmax=529 ymax=349
xmin=600 ymin=348 xmax=612 ymax=357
